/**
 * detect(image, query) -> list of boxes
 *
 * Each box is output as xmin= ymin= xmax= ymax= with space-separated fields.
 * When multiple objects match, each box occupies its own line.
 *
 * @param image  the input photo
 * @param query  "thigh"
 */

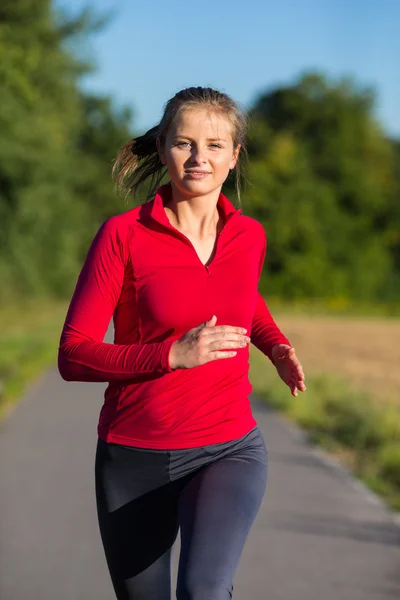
xmin=176 ymin=436 xmax=268 ymax=599
xmin=95 ymin=439 xmax=181 ymax=600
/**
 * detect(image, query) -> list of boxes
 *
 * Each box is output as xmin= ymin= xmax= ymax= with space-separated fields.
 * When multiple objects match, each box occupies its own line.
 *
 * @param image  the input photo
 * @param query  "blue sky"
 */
xmin=56 ymin=0 xmax=400 ymax=137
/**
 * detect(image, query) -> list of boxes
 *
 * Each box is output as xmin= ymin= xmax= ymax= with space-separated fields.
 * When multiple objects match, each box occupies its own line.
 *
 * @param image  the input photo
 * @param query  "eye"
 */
xmin=175 ymin=141 xmax=191 ymax=148
xmin=209 ymin=143 xmax=222 ymax=149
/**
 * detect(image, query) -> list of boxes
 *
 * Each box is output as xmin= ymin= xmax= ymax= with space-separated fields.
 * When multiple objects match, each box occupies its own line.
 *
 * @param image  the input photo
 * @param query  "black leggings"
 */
xmin=95 ymin=427 xmax=268 ymax=600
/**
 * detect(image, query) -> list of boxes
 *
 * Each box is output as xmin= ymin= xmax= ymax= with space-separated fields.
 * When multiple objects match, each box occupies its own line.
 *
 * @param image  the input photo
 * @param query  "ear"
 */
xmin=156 ymin=137 xmax=167 ymax=165
xmin=229 ymin=144 xmax=241 ymax=170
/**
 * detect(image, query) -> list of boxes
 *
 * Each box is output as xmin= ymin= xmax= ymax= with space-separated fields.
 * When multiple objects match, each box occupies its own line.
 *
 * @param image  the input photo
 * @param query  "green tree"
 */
xmin=0 ymin=1 xmax=132 ymax=302
xmin=243 ymin=73 xmax=399 ymax=301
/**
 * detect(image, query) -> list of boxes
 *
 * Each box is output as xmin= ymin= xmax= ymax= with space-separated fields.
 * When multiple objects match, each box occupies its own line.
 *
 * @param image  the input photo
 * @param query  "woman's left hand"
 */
xmin=271 ymin=344 xmax=306 ymax=397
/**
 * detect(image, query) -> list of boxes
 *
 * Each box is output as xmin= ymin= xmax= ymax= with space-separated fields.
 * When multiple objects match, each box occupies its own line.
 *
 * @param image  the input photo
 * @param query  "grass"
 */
xmin=0 ymin=299 xmax=68 ymax=420
xmin=250 ymin=344 xmax=400 ymax=511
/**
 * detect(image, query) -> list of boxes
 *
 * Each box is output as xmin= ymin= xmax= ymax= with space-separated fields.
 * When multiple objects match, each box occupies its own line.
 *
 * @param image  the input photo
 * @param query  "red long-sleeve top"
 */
xmin=58 ymin=184 xmax=290 ymax=449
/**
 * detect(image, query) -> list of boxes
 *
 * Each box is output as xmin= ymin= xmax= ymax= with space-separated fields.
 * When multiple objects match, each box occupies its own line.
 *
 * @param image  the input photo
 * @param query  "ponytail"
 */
xmin=112 ymin=126 xmax=168 ymax=201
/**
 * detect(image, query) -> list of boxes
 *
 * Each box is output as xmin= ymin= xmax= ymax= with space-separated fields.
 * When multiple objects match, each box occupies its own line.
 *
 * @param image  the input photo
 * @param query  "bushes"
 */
xmin=378 ymin=444 xmax=400 ymax=489
xmin=250 ymin=346 xmax=400 ymax=511
xmin=0 ymin=301 xmax=67 ymax=419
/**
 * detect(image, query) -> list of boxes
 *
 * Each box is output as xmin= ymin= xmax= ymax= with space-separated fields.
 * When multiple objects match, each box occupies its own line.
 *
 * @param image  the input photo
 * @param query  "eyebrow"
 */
xmin=172 ymin=135 xmax=226 ymax=142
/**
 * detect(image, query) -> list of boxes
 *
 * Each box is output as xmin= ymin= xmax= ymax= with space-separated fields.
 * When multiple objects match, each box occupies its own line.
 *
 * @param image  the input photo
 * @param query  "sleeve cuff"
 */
xmin=161 ymin=339 xmax=175 ymax=373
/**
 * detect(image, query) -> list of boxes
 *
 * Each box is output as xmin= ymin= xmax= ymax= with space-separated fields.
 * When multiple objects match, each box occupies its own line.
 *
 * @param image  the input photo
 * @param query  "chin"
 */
xmin=175 ymin=178 xmax=222 ymax=197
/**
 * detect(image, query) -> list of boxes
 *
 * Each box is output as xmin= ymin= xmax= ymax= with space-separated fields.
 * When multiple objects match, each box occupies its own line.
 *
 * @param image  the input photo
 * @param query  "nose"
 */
xmin=190 ymin=145 xmax=206 ymax=164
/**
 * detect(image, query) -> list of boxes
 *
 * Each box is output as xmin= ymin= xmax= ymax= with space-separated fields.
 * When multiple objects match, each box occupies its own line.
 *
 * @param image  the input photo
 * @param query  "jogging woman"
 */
xmin=58 ymin=86 xmax=306 ymax=600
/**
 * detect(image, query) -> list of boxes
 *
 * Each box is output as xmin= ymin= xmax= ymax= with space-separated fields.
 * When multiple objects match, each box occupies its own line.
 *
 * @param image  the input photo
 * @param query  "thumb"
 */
xmin=206 ymin=315 xmax=217 ymax=327
xmin=195 ymin=315 xmax=217 ymax=332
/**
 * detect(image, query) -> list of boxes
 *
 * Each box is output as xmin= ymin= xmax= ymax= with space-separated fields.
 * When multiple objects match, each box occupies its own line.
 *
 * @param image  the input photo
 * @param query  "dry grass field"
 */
xmin=272 ymin=314 xmax=398 ymax=405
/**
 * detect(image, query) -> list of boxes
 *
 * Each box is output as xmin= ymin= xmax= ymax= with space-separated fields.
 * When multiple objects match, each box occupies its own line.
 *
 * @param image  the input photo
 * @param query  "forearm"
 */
xmin=58 ymin=338 xmax=174 ymax=382
xmin=251 ymin=294 xmax=291 ymax=361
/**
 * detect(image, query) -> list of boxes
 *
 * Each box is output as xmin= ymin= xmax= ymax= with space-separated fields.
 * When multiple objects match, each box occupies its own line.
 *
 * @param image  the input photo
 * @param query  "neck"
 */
xmin=165 ymin=183 xmax=224 ymax=237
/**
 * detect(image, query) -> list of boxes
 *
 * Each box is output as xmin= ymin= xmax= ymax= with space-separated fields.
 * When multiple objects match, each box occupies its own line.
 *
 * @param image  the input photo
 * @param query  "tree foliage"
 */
xmin=0 ymin=4 xmax=398 ymax=306
xmin=0 ymin=0 xmax=131 ymax=303
xmin=242 ymin=74 xmax=400 ymax=301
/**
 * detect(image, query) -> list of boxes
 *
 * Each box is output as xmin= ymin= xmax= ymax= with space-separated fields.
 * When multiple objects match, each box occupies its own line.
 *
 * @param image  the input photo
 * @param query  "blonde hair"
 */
xmin=112 ymin=87 xmax=248 ymax=203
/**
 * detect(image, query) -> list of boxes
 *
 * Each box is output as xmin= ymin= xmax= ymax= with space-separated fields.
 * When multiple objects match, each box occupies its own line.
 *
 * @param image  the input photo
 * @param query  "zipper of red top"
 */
xmin=164 ymin=211 xmax=239 ymax=274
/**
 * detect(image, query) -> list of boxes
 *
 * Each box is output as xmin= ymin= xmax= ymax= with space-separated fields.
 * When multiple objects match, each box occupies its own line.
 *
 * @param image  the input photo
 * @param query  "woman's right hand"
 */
xmin=168 ymin=315 xmax=250 ymax=370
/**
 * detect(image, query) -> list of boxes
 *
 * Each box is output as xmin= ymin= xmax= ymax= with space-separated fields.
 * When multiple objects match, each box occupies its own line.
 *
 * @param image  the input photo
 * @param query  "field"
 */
xmin=271 ymin=313 xmax=399 ymax=406
xmin=249 ymin=311 xmax=400 ymax=510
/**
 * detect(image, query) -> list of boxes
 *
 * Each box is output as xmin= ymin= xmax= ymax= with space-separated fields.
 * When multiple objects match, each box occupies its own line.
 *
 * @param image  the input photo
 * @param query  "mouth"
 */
xmin=184 ymin=170 xmax=211 ymax=178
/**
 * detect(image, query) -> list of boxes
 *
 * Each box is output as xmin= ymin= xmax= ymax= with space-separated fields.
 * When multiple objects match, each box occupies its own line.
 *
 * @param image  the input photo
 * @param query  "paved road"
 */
xmin=1 ymin=368 xmax=399 ymax=600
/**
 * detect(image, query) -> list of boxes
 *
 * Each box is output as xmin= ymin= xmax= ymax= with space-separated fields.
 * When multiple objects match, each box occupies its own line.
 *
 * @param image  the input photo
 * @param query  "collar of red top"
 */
xmin=148 ymin=183 xmax=242 ymax=228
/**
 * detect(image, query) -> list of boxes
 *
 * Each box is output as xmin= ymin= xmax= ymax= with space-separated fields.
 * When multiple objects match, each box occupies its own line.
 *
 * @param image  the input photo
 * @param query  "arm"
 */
xmin=58 ymin=218 xmax=173 ymax=382
xmin=251 ymin=293 xmax=291 ymax=362
xmin=251 ymin=295 xmax=306 ymax=396
xmin=250 ymin=227 xmax=306 ymax=397
xmin=250 ymin=226 xmax=291 ymax=361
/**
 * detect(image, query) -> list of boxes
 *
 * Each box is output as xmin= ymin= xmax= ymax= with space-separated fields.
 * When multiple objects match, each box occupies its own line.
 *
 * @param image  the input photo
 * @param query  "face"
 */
xmin=157 ymin=108 xmax=240 ymax=200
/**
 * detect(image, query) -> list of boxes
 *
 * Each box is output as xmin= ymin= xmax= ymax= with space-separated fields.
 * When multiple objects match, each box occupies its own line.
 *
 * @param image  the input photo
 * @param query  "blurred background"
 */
xmin=0 ymin=0 xmax=399 ymax=561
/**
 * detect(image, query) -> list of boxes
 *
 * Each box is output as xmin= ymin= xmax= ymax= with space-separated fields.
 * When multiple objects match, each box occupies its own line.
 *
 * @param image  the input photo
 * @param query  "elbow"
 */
xmin=57 ymin=348 xmax=76 ymax=382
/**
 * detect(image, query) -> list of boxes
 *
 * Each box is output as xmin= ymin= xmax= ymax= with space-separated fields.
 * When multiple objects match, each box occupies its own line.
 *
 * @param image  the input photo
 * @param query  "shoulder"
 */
xmin=237 ymin=214 xmax=266 ymax=242
xmin=92 ymin=206 xmax=141 ymax=261
xmin=98 ymin=204 xmax=143 ymax=239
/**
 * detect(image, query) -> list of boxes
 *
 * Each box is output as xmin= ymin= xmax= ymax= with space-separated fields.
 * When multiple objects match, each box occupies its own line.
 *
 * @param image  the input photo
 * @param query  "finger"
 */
xmin=206 ymin=332 xmax=250 ymax=344
xmin=292 ymin=375 xmax=306 ymax=391
xmin=292 ymin=367 xmax=304 ymax=380
xmin=287 ymin=356 xmax=305 ymax=380
xmin=208 ymin=340 xmax=248 ymax=351
xmin=208 ymin=351 xmax=238 ymax=361
xmin=294 ymin=365 xmax=305 ymax=380
xmin=290 ymin=372 xmax=306 ymax=391
xmin=206 ymin=325 xmax=248 ymax=336
xmin=207 ymin=331 xmax=250 ymax=340
xmin=203 ymin=334 xmax=250 ymax=350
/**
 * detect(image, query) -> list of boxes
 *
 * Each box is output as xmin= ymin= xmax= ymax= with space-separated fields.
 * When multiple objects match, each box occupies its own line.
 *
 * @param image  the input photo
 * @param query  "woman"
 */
xmin=58 ymin=86 xmax=306 ymax=600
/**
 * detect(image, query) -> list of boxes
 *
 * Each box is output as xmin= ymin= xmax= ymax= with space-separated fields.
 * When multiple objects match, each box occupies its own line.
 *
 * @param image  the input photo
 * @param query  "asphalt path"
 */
xmin=1 ymin=367 xmax=399 ymax=600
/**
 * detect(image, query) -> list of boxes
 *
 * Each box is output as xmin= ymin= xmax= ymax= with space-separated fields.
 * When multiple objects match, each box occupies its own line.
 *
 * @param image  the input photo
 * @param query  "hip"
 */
xmin=95 ymin=425 xmax=268 ymax=487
